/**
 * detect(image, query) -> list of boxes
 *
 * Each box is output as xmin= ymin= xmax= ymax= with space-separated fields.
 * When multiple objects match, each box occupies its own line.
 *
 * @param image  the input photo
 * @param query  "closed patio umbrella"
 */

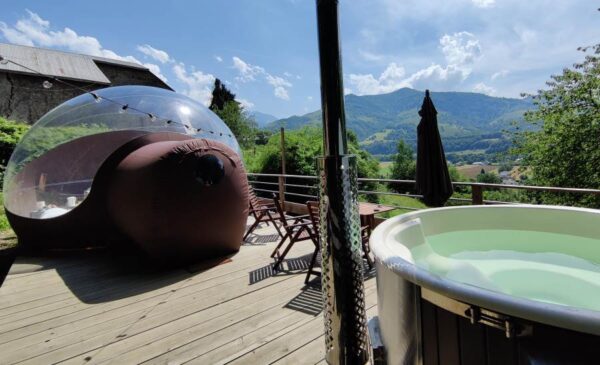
xmin=416 ymin=90 xmax=453 ymax=207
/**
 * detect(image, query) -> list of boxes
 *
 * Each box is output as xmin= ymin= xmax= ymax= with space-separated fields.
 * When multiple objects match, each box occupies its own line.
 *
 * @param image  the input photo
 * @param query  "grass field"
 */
xmin=359 ymin=192 xmax=427 ymax=219
xmin=456 ymin=164 xmax=498 ymax=179
xmin=379 ymin=161 xmax=393 ymax=177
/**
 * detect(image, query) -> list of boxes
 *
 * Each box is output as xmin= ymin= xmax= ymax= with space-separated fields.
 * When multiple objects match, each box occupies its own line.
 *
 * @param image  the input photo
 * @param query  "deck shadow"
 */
xmin=242 ymin=233 xmax=280 ymax=246
xmin=248 ymin=254 xmax=313 ymax=285
xmin=284 ymin=278 xmax=323 ymax=316
xmin=15 ymin=247 xmax=235 ymax=304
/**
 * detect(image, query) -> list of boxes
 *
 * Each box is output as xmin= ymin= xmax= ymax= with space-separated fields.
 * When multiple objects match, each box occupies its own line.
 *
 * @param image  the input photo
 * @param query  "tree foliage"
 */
xmin=244 ymin=126 xmax=380 ymax=202
xmin=0 ymin=117 xmax=30 ymax=188
xmin=389 ymin=140 xmax=416 ymax=194
xmin=208 ymin=79 xmax=258 ymax=149
xmin=390 ymin=140 xmax=415 ymax=181
xmin=514 ymin=42 xmax=600 ymax=207
xmin=0 ymin=117 xmax=30 ymax=167
xmin=477 ymin=171 xmax=502 ymax=184
xmin=209 ymin=78 xmax=236 ymax=111
xmin=212 ymin=101 xmax=257 ymax=149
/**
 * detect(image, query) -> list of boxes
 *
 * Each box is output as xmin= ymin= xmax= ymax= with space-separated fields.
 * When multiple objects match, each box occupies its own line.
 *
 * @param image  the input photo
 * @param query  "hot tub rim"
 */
xmin=370 ymin=204 xmax=600 ymax=336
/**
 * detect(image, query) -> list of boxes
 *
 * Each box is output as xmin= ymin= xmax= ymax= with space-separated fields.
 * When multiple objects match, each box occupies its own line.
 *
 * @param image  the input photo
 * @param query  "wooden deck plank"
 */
xmin=223 ymin=284 xmax=378 ymax=365
xmin=11 ymin=257 xmax=313 ymax=363
xmin=0 ymin=244 xmax=292 ymax=343
xmin=0 ymin=219 xmax=379 ymax=365
xmin=272 ymin=305 xmax=378 ymax=365
xmin=0 ymin=245 xmax=275 ymax=322
xmin=0 ymin=247 xmax=279 ymax=331
xmin=4 ymin=258 xmax=310 ymax=364
xmin=180 ymin=281 xmax=377 ymax=365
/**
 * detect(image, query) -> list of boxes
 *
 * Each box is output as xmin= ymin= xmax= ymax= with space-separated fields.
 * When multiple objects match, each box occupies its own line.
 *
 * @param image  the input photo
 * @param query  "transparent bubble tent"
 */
xmin=4 ymin=85 xmax=240 ymax=220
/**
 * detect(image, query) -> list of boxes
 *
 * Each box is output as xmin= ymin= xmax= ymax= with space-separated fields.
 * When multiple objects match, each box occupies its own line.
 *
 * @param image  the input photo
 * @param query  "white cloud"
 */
xmin=491 ymin=69 xmax=509 ymax=80
xmin=232 ymin=56 xmax=264 ymax=82
xmin=348 ymin=62 xmax=406 ymax=95
xmin=137 ymin=44 xmax=171 ymax=64
xmin=402 ymin=64 xmax=470 ymax=90
xmin=232 ymin=56 xmax=293 ymax=100
xmin=273 ymin=87 xmax=289 ymax=100
xmin=359 ymin=49 xmax=385 ymax=62
xmin=172 ymin=63 xmax=215 ymax=105
xmin=266 ymin=74 xmax=292 ymax=100
xmin=440 ymin=32 xmax=481 ymax=66
xmin=473 ymin=82 xmax=496 ymax=95
xmin=471 ymin=0 xmax=495 ymax=8
xmin=348 ymin=32 xmax=483 ymax=95
xmin=238 ymin=98 xmax=254 ymax=110
xmin=514 ymin=27 xmax=537 ymax=44
xmin=215 ymin=55 xmax=223 ymax=62
xmin=283 ymin=71 xmax=301 ymax=80
xmin=1 ymin=10 xmax=141 ymax=64
xmin=0 ymin=10 xmax=172 ymax=85
xmin=307 ymin=96 xmax=313 ymax=101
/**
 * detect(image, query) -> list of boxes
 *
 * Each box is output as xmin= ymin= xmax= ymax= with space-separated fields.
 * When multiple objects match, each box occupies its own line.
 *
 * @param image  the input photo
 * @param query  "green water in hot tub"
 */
xmin=411 ymin=229 xmax=600 ymax=311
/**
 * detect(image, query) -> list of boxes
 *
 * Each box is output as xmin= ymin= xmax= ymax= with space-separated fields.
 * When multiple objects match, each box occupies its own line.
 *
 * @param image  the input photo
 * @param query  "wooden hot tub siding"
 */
xmin=420 ymin=298 xmax=600 ymax=365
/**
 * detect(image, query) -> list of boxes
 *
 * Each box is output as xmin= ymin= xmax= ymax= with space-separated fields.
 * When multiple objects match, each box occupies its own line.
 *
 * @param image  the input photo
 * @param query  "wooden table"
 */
xmin=358 ymin=202 xmax=396 ymax=229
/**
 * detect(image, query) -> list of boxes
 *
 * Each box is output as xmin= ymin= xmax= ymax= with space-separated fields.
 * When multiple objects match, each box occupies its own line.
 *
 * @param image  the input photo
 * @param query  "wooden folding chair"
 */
xmin=304 ymin=200 xmax=373 ymax=283
xmin=243 ymin=186 xmax=283 ymax=241
xmin=304 ymin=200 xmax=322 ymax=283
xmin=269 ymin=195 xmax=317 ymax=271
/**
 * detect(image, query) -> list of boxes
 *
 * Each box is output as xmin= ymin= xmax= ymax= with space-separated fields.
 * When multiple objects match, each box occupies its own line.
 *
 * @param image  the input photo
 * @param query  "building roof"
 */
xmin=0 ymin=43 xmax=149 ymax=84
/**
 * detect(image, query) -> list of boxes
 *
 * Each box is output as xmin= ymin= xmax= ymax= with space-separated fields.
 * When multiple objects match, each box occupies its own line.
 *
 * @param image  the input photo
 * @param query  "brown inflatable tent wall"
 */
xmin=6 ymin=132 xmax=249 ymax=264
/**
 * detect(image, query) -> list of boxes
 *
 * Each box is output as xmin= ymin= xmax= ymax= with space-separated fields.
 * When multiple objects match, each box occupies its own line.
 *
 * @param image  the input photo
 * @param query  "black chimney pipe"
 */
xmin=315 ymin=0 xmax=370 ymax=364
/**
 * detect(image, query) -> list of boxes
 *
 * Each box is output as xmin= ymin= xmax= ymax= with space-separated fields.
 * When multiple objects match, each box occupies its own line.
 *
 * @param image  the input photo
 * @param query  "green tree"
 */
xmin=390 ymin=140 xmax=415 ymax=180
xmin=514 ymin=42 xmax=600 ymax=207
xmin=389 ymin=140 xmax=415 ymax=193
xmin=244 ymin=126 xmax=380 ymax=202
xmin=209 ymin=78 xmax=236 ymax=111
xmin=0 ymin=117 xmax=30 ymax=187
xmin=0 ymin=117 xmax=30 ymax=167
xmin=477 ymin=172 xmax=502 ymax=184
xmin=211 ymin=101 xmax=258 ymax=150
xmin=208 ymin=79 xmax=258 ymax=149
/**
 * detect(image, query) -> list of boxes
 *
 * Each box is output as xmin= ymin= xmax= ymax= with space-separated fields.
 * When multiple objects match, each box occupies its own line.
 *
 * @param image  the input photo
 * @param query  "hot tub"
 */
xmin=370 ymin=205 xmax=600 ymax=365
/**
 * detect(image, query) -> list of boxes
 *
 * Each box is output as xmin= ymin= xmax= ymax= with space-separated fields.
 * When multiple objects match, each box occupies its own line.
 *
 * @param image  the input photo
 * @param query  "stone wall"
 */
xmin=0 ymin=65 xmax=171 ymax=124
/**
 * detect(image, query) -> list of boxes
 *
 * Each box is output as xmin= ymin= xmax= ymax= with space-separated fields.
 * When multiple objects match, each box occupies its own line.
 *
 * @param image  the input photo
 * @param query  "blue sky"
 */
xmin=0 ymin=0 xmax=598 ymax=118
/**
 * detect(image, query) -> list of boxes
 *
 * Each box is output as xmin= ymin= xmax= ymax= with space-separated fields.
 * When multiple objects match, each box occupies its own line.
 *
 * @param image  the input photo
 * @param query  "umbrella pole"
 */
xmin=315 ymin=1 xmax=369 ymax=364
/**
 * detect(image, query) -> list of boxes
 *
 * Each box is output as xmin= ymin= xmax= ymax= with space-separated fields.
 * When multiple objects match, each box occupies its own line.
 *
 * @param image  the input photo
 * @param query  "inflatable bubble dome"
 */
xmin=4 ymin=85 xmax=241 ymax=220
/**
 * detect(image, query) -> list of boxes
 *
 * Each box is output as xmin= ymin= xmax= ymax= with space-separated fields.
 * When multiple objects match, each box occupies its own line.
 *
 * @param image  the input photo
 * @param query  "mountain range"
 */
xmin=265 ymin=88 xmax=534 ymax=162
xmin=250 ymin=111 xmax=279 ymax=127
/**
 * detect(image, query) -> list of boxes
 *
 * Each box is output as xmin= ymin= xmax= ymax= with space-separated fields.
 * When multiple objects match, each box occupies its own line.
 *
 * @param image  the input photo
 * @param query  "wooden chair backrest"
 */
xmin=306 ymin=201 xmax=320 ymax=231
xmin=248 ymin=186 xmax=261 ymax=209
xmin=271 ymin=194 xmax=289 ymax=228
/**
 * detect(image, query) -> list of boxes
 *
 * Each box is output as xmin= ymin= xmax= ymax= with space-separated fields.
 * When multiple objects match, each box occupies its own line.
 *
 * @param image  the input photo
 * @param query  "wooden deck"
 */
xmin=0 ymin=219 xmax=377 ymax=364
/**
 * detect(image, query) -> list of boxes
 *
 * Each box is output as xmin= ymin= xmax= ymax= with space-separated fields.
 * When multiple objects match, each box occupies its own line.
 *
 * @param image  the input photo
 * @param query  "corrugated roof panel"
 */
xmin=0 ymin=43 xmax=113 ymax=84
xmin=91 ymin=55 xmax=147 ymax=70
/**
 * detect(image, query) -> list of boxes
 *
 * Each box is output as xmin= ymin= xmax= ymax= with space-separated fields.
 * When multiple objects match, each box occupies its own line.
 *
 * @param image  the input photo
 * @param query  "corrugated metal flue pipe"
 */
xmin=315 ymin=0 xmax=370 ymax=364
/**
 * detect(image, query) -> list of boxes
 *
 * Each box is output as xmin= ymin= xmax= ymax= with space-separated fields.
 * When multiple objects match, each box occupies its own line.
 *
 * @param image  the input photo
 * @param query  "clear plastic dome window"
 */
xmin=3 ymin=85 xmax=240 ymax=219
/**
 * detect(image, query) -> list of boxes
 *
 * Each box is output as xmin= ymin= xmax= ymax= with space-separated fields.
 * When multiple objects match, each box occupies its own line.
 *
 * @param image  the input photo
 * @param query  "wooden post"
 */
xmin=278 ymin=127 xmax=286 ymax=210
xmin=472 ymin=184 xmax=484 ymax=205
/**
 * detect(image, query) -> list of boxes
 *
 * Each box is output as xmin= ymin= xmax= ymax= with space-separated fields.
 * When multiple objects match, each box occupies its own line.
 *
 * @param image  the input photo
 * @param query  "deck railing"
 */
xmin=247 ymin=172 xmax=600 ymax=213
